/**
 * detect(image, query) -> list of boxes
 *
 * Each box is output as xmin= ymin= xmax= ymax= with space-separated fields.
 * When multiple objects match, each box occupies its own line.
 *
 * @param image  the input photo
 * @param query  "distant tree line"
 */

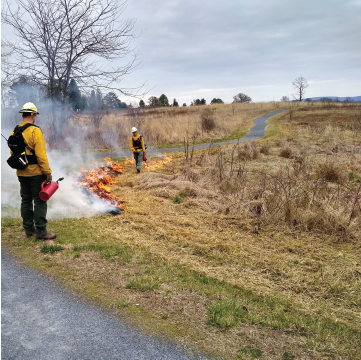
xmin=138 ymin=93 xmax=252 ymax=108
xmin=6 ymin=76 xmax=255 ymax=112
xmin=3 ymin=76 xmax=128 ymax=111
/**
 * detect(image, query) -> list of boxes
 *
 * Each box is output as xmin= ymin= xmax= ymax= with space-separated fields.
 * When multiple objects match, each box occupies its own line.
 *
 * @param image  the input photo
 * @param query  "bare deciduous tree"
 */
xmin=2 ymin=0 xmax=145 ymax=136
xmin=292 ymin=77 xmax=308 ymax=102
xmin=2 ymin=0 xmax=143 ymax=98
xmin=233 ymin=93 xmax=252 ymax=103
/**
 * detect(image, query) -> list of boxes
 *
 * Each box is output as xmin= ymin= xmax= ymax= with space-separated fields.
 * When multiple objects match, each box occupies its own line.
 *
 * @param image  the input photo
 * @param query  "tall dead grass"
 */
xmin=139 ymin=103 xmax=361 ymax=240
xmin=71 ymin=102 xmax=286 ymax=149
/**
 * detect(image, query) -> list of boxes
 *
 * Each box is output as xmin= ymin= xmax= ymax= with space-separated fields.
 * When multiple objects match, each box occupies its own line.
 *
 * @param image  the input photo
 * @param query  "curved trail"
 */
xmin=96 ymin=108 xmax=287 ymax=158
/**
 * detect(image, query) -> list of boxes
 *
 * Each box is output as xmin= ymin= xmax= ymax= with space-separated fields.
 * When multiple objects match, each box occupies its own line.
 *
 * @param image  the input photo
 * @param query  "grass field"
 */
xmin=2 ymin=102 xmax=361 ymax=359
xmin=71 ymin=102 xmax=286 ymax=150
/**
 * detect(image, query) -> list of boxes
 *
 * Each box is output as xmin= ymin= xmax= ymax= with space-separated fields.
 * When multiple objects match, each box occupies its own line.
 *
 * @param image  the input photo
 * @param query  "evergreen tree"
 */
xmin=68 ymin=79 xmax=82 ymax=110
xmin=172 ymin=98 xmax=179 ymax=107
xmin=95 ymin=88 xmax=104 ymax=110
xmin=103 ymin=92 xmax=123 ymax=109
xmin=191 ymin=98 xmax=206 ymax=106
xmin=159 ymin=94 xmax=169 ymax=106
xmin=89 ymin=90 xmax=97 ymax=110
xmin=139 ymin=99 xmax=145 ymax=107
xmin=210 ymin=98 xmax=224 ymax=104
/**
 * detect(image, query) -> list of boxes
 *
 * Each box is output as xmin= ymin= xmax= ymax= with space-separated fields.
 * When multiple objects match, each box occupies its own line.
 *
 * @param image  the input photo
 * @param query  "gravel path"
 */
xmin=1 ymin=251 xmax=207 ymax=360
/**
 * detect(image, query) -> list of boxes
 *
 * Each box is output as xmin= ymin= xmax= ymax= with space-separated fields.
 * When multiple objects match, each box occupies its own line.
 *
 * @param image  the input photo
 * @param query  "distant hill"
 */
xmin=303 ymin=96 xmax=361 ymax=102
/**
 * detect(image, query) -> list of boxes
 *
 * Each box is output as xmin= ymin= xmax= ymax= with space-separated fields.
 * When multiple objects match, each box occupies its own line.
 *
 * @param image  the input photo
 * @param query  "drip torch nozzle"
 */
xmin=56 ymin=177 xmax=64 ymax=184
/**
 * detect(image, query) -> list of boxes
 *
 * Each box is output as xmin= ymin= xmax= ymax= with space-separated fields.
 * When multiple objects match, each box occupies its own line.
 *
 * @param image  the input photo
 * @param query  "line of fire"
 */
xmin=78 ymin=155 xmax=173 ymax=214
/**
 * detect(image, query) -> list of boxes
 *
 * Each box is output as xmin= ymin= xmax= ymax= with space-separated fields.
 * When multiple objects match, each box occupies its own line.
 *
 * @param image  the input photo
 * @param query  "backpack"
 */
xmin=6 ymin=123 xmax=39 ymax=170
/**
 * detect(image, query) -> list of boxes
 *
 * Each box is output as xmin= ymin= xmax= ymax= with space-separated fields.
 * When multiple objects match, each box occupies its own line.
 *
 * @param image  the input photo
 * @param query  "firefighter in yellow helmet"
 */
xmin=10 ymin=102 xmax=56 ymax=240
xmin=129 ymin=127 xmax=146 ymax=173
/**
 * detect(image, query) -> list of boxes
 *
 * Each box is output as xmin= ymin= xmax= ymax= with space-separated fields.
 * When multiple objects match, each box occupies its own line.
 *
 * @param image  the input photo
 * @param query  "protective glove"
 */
xmin=46 ymin=174 xmax=52 ymax=184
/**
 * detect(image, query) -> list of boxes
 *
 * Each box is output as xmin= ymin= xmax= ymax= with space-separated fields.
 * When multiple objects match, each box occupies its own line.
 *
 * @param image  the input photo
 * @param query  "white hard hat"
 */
xmin=19 ymin=102 xmax=39 ymax=115
xmin=131 ymin=127 xmax=138 ymax=133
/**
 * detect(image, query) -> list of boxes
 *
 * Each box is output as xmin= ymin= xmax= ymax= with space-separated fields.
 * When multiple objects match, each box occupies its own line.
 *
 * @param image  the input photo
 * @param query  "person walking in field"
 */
xmin=9 ymin=102 xmax=56 ymax=240
xmin=129 ymin=127 xmax=146 ymax=173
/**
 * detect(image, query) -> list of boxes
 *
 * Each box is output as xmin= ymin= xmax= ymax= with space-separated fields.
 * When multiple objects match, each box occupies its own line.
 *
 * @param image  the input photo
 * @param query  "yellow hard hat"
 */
xmin=19 ymin=102 xmax=39 ymax=115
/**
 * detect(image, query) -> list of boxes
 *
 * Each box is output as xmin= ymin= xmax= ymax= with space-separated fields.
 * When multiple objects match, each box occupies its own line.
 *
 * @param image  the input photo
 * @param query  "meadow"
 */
xmin=2 ymin=102 xmax=361 ymax=359
xmin=71 ymin=101 xmax=286 ymax=150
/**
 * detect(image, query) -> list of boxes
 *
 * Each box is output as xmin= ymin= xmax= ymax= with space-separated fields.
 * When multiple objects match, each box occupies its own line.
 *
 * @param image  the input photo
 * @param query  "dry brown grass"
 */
xmin=70 ymin=102 xmax=285 ymax=150
xmin=101 ymin=102 xmax=361 ymax=323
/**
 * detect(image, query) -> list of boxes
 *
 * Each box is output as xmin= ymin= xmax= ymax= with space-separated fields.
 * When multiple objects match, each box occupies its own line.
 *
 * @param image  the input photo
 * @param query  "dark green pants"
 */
xmin=133 ymin=151 xmax=143 ymax=171
xmin=18 ymin=175 xmax=48 ymax=237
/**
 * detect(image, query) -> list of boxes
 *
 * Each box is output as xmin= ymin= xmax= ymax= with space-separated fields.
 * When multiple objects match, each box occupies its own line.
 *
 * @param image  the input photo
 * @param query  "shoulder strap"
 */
xmin=13 ymin=123 xmax=39 ymax=154
xmin=13 ymin=123 xmax=38 ymax=134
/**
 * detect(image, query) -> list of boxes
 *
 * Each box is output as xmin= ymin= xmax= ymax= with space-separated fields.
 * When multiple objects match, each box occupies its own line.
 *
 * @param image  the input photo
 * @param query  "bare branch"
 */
xmin=2 ymin=0 xmax=145 ymax=101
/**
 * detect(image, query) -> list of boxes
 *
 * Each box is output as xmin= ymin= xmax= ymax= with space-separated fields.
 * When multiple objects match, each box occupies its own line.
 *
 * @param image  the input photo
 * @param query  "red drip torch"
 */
xmin=39 ymin=177 xmax=64 ymax=201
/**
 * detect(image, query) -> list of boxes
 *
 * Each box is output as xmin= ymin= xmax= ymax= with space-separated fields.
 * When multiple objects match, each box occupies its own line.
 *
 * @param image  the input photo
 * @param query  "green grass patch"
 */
xmin=282 ymin=352 xmax=296 ymax=360
xmin=348 ymin=171 xmax=361 ymax=183
xmin=40 ymin=244 xmax=65 ymax=254
xmin=115 ymin=298 xmax=130 ymax=308
xmin=73 ymin=243 xmax=132 ymax=264
xmin=125 ymin=276 xmax=160 ymax=292
xmin=173 ymin=195 xmax=183 ymax=204
xmin=238 ymin=347 xmax=262 ymax=359
xmin=207 ymin=298 xmax=247 ymax=330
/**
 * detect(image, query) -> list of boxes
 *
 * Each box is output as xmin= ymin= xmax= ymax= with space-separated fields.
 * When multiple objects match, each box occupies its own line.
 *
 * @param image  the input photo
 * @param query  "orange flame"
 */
xmin=144 ymin=153 xmax=173 ymax=171
xmin=79 ymin=154 xmax=173 ymax=211
xmin=124 ymin=157 xmax=136 ymax=165
xmin=79 ymin=158 xmax=127 ymax=211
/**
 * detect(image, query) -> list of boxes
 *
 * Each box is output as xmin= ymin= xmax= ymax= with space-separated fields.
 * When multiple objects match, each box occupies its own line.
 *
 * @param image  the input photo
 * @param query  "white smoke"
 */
xmin=1 ymin=128 xmax=124 ymax=219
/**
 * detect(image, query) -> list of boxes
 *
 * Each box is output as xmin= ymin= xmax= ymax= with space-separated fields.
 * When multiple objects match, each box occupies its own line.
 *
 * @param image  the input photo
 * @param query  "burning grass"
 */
xmin=79 ymin=157 xmax=127 ymax=212
xmin=79 ymin=155 xmax=174 ymax=212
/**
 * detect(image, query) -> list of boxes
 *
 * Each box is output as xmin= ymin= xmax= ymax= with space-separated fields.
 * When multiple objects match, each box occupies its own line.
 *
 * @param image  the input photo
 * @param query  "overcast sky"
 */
xmin=119 ymin=0 xmax=361 ymax=104
xmin=2 ymin=0 xmax=361 ymax=105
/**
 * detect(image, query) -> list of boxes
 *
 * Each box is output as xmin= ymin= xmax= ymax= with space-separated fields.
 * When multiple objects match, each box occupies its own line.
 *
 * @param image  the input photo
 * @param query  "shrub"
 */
xmin=280 ymin=148 xmax=292 ymax=158
xmin=315 ymin=162 xmax=344 ymax=182
xmin=260 ymin=144 xmax=270 ymax=155
xmin=200 ymin=109 xmax=216 ymax=133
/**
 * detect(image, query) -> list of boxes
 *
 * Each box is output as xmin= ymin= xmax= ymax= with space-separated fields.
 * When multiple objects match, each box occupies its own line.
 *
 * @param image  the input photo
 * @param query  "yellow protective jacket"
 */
xmin=10 ymin=120 xmax=52 ymax=177
xmin=129 ymin=134 xmax=146 ymax=152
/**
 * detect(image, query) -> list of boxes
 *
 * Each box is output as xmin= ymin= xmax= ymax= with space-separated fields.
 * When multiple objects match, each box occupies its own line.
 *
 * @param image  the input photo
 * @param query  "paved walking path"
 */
xmin=1 ymin=251 xmax=206 ymax=360
xmin=94 ymin=109 xmax=287 ymax=158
